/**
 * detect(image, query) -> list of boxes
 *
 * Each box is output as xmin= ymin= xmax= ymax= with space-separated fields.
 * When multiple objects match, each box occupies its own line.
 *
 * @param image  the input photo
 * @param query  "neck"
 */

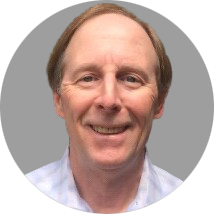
xmin=69 ymin=148 xmax=145 ymax=213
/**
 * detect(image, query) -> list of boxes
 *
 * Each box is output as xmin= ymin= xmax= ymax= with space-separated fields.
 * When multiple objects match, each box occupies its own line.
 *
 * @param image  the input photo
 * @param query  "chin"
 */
xmin=90 ymin=151 xmax=135 ymax=170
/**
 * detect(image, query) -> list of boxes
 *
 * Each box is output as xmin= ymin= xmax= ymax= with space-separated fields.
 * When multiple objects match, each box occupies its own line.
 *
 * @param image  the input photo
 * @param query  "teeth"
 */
xmin=91 ymin=126 xmax=126 ymax=134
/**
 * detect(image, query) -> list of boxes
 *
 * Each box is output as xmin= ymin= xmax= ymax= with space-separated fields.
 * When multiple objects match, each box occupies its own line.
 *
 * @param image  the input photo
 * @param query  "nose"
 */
xmin=95 ymin=75 xmax=122 ymax=113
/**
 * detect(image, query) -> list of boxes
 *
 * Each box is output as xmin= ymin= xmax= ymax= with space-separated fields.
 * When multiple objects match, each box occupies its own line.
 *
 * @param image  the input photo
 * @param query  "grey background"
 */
xmin=0 ymin=0 xmax=213 ymax=180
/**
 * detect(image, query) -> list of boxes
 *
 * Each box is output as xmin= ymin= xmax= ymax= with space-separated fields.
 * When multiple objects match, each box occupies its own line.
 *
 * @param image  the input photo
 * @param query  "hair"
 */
xmin=47 ymin=3 xmax=172 ymax=104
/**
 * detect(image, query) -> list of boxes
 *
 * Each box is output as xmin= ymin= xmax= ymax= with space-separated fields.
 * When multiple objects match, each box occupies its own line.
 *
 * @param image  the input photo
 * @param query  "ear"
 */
xmin=153 ymin=95 xmax=166 ymax=119
xmin=153 ymin=102 xmax=164 ymax=119
xmin=53 ymin=91 xmax=65 ymax=119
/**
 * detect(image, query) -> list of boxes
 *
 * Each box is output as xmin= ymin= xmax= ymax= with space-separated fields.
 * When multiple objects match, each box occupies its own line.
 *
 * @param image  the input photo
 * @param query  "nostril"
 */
xmin=97 ymin=103 xmax=121 ymax=112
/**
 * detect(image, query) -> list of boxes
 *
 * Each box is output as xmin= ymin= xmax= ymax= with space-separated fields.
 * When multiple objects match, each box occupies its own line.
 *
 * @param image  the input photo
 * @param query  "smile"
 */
xmin=90 ymin=125 xmax=128 ymax=135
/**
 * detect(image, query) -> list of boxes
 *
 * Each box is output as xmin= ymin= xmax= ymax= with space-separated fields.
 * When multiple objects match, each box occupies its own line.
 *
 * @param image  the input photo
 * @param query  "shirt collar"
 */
xmin=127 ymin=150 xmax=163 ymax=211
xmin=59 ymin=147 xmax=164 ymax=212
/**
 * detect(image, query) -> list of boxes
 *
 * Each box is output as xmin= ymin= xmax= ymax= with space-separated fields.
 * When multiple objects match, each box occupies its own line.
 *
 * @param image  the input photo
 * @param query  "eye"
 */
xmin=81 ymin=75 xmax=97 ymax=82
xmin=124 ymin=76 xmax=140 ymax=83
xmin=120 ymin=75 xmax=140 ymax=83
xmin=77 ymin=74 xmax=99 ymax=88
xmin=119 ymin=74 xmax=143 ymax=89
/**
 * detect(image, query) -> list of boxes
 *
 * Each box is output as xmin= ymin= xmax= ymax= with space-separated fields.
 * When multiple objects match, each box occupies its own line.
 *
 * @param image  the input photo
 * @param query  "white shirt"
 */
xmin=26 ymin=147 xmax=182 ymax=212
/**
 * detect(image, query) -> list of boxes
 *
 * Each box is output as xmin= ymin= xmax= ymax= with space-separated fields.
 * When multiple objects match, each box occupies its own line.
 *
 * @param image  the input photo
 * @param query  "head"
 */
xmin=47 ymin=4 xmax=172 ymax=170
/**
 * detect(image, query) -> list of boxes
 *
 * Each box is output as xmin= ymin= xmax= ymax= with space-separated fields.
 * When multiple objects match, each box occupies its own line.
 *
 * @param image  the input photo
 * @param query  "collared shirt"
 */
xmin=26 ymin=147 xmax=182 ymax=212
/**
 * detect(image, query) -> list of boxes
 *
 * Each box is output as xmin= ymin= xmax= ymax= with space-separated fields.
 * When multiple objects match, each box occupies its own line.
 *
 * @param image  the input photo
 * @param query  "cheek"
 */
xmin=125 ymin=92 xmax=157 ymax=125
xmin=61 ymin=90 xmax=95 ymax=121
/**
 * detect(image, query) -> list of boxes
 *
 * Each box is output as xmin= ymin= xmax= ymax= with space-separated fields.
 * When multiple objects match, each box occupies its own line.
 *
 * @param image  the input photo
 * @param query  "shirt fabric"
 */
xmin=26 ymin=147 xmax=182 ymax=212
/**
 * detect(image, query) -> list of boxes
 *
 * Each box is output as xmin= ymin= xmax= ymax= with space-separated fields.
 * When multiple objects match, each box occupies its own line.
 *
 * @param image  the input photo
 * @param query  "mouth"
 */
xmin=89 ymin=125 xmax=129 ymax=135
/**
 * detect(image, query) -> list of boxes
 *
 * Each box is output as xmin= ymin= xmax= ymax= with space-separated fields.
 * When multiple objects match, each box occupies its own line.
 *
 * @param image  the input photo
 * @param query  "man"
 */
xmin=26 ymin=3 xmax=182 ymax=213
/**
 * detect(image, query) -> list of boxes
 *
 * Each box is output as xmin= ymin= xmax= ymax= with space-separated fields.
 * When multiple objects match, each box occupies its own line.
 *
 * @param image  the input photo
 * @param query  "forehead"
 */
xmin=64 ymin=14 xmax=158 ymax=70
xmin=73 ymin=13 xmax=150 ymax=41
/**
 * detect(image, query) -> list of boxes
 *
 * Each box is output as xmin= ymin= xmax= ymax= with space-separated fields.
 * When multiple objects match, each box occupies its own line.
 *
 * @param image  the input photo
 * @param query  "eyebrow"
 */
xmin=70 ymin=63 xmax=102 ymax=78
xmin=117 ymin=64 xmax=149 ymax=82
xmin=70 ymin=63 xmax=149 ymax=82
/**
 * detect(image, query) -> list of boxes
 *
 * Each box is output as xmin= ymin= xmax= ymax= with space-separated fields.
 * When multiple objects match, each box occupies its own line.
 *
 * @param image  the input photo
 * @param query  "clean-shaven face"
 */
xmin=54 ymin=14 xmax=163 ymax=170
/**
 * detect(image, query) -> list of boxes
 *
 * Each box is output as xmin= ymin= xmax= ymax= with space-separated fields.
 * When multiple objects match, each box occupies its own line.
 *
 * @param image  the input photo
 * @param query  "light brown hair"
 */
xmin=47 ymin=3 xmax=172 ymax=104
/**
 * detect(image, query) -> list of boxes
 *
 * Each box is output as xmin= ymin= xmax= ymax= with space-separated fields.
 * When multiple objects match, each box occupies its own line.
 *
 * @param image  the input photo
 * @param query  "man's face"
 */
xmin=54 ymin=14 xmax=163 ymax=169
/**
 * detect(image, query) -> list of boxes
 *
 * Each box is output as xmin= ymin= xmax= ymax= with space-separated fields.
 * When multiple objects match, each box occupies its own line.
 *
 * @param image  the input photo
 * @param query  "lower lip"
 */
xmin=87 ymin=125 xmax=129 ymax=143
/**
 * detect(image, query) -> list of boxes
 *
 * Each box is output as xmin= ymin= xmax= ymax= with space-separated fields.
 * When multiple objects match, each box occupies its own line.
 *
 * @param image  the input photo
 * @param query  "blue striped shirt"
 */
xmin=26 ymin=147 xmax=182 ymax=212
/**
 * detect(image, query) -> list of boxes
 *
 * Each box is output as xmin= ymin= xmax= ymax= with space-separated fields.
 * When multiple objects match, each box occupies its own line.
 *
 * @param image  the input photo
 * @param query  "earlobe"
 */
xmin=154 ymin=93 xmax=167 ymax=119
xmin=154 ymin=104 xmax=164 ymax=119
xmin=153 ymin=99 xmax=165 ymax=119
xmin=53 ymin=91 xmax=64 ymax=118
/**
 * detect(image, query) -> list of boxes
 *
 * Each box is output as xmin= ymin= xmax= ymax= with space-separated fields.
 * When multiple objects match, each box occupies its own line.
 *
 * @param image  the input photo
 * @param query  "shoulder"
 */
xmin=152 ymin=164 xmax=183 ymax=195
xmin=25 ymin=160 xmax=62 ymax=195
